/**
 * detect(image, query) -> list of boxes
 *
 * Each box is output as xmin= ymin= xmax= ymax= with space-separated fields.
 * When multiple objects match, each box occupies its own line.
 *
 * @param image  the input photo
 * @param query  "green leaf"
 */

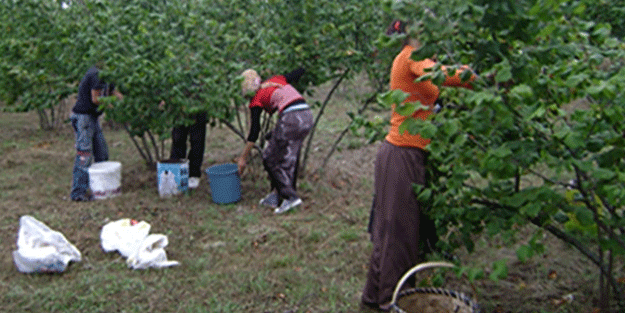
xmin=553 ymin=211 xmax=570 ymax=223
xmin=510 ymin=84 xmax=534 ymax=99
xmin=395 ymin=101 xmax=418 ymax=117
xmin=398 ymin=118 xmax=420 ymax=136
xmin=573 ymin=3 xmax=586 ymax=16
xmin=460 ymin=69 xmax=473 ymax=83
xmin=419 ymin=122 xmax=438 ymax=139
xmin=412 ymin=44 xmax=437 ymax=60
xmin=489 ymin=259 xmax=508 ymax=281
xmin=592 ymin=168 xmax=616 ymax=181
xmin=442 ymin=120 xmax=459 ymax=136
xmin=377 ymin=89 xmax=409 ymax=109
xmin=574 ymin=207 xmax=595 ymax=227
xmin=587 ymin=81 xmax=616 ymax=98
xmin=415 ymin=185 xmax=432 ymax=202
xmin=520 ymin=202 xmax=541 ymax=218
xmin=527 ymin=106 xmax=546 ymax=120
xmin=565 ymin=73 xmax=588 ymax=88
xmin=516 ymin=245 xmax=533 ymax=263
xmin=563 ymin=132 xmax=584 ymax=149
xmin=490 ymin=146 xmax=512 ymax=158
xmin=432 ymin=70 xmax=447 ymax=86
xmin=466 ymin=268 xmax=485 ymax=281
xmin=552 ymin=124 xmax=571 ymax=140
xmin=538 ymin=24 xmax=556 ymax=38
xmin=495 ymin=67 xmax=512 ymax=83
xmin=596 ymin=147 xmax=625 ymax=167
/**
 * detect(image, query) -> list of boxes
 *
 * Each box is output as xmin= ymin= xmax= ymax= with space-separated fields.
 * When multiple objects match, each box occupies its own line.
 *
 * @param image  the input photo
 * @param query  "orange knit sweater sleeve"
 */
xmin=385 ymin=45 xmax=474 ymax=148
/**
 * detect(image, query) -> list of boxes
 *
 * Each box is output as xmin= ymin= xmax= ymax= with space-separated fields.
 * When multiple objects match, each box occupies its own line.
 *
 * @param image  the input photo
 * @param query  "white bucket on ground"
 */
xmin=88 ymin=161 xmax=122 ymax=200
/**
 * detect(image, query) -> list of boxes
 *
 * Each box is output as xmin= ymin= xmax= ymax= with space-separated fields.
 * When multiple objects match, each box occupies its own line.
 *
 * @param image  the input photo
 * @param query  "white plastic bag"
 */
xmin=101 ymin=218 xmax=179 ymax=269
xmin=126 ymin=234 xmax=180 ymax=269
xmin=100 ymin=218 xmax=151 ymax=258
xmin=12 ymin=215 xmax=82 ymax=273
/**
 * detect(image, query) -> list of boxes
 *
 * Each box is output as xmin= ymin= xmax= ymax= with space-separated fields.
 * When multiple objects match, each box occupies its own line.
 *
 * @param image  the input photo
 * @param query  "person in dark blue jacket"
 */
xmin=69 ymin=64 xmax=123 ymax=201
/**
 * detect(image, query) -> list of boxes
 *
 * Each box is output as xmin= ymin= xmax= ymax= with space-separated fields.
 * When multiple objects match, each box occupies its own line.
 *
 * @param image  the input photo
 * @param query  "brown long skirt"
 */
xmin=362 ymin=140 xmax=434 ymax=306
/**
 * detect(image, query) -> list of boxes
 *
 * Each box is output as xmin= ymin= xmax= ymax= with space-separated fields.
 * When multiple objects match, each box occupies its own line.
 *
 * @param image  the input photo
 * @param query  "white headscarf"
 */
xmin=241 ymin=69 xmax=261 ymax=96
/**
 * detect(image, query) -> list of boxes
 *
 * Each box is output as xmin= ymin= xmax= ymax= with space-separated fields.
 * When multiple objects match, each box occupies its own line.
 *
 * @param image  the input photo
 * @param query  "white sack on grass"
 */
xmin=126 ymin=234 xmax=180 ymax=269
xmin=100 ymin=218 xmax=179 ymax=270
xmin=12 ymin=215 xmax=81 ymax=273
xmin=100 ymin=218 xmax=151 ymax=258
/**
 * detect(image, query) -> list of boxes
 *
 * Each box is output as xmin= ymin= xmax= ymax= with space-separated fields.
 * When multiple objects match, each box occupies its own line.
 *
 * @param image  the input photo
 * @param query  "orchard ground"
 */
xmin=0 ymin=78 xmax=604 ymax=312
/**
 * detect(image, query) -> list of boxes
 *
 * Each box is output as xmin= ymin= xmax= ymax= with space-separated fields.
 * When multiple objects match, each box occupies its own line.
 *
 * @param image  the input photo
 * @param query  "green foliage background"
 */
xmin=0 ymin=0 xmax=389 ymax=161
xmin=2 ymin=0 xmax=625 ymax=308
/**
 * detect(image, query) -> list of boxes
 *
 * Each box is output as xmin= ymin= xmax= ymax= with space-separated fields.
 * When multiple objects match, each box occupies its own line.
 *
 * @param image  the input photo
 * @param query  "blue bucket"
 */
xmin=157 ymin=159 xmax=189 ymax=197
xmin=205 ymin=163 xmax=241 ymax=204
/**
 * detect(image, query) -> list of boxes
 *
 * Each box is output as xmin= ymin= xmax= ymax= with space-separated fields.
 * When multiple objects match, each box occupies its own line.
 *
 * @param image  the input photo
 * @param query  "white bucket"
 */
xmin=88 ymin=161 xmax=122 ymax=200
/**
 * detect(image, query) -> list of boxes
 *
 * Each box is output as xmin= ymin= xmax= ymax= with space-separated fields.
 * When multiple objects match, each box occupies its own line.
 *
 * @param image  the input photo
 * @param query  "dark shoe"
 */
xmin=360 ymin=300 xmax=391 ymax=312
xmin=360 ymin=301 xmax=379 ymax=311
xmin=71 ymin=194 xmax=93 ymax=202
xmin=379 ymin=302 xmax=392 ymax=312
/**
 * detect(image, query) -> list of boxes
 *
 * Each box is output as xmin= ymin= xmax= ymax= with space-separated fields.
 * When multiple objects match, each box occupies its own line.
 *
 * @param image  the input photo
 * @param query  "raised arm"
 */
xmin=284 ymin=67 xmax=305 ymax=84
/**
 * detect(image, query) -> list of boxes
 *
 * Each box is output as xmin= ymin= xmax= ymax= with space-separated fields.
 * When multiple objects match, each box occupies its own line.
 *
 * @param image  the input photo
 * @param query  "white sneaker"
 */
xmin=259 ymin=191 xmax=279 ymax=208
xmin=188 ymin=177 xmax=200 ymax=189
xmin=274 ymin=197 xmax=302 ymax=214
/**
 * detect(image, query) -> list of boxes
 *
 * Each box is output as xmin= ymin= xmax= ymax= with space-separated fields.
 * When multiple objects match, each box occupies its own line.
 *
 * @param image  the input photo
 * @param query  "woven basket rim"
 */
xmin=392 ymin=286 xmax=480 ymax=313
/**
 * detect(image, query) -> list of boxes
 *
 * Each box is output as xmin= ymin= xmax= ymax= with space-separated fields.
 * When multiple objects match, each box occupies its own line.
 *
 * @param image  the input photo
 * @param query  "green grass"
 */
xmin=0 ymin=88 xmax=380 ymax=312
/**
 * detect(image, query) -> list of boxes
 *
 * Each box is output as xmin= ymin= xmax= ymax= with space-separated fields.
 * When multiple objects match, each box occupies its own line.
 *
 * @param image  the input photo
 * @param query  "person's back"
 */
xmin=73 ymin=66 xmax=101 ymax=116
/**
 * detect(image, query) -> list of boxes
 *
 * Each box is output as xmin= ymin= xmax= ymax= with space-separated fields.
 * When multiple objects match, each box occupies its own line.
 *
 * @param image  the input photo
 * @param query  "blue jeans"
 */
xmin=70 ymin=113 xmax=108 ymax=200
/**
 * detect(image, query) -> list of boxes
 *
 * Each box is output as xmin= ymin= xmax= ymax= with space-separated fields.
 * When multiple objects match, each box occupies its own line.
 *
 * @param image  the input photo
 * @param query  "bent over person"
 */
xmin=69 ymin=64 xmax=123 ymax=201
xmin=361 ymin=20 xmax=475 ymax=311
xmin=236 ymin=68 xmax=313 ymax=214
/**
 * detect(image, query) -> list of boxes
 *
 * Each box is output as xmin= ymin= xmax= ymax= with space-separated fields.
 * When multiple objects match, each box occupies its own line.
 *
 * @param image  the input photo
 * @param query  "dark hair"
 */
xmin=98 ymin=82 xmax=115 ymax=96
xmin=386 ymin=20 xmax=407 ymax=36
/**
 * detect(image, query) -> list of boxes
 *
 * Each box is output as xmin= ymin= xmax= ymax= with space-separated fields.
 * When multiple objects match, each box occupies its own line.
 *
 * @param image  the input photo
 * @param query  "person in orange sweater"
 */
xmin=361 ymin=20 xmax=475 ymax=311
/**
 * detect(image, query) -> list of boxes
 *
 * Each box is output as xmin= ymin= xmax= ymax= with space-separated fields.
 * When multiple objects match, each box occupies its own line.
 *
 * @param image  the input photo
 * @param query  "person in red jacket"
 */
xmin=236 ymin=68 xmax=313 ymax=214
xmin=361 ymin=20 xmax=475 ymax=311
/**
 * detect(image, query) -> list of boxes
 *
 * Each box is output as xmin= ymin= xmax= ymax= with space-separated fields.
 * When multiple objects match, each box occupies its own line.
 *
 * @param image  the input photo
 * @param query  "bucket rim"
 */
xmin=158 ymin=158 xmax=189 ymax=164
xmin=89 ymin=161 xmax=122 ymax=171
xmin=205 ymin=163 xmax=238 ymax=175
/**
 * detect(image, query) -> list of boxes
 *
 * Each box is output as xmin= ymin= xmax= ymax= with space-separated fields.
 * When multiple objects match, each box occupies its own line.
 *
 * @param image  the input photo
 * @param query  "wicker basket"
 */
xmin=390 ymin=262 xmax=480 ymax=313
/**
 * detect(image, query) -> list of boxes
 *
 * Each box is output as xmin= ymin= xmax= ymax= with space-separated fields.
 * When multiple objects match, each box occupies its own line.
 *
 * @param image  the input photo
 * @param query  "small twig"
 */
xmin=234 ymin=101 xmax=244 ymax=137
xmin=302 ymin=70 xmax=350 ymax=174
xmin=146 ymin=129 xmax=161 ymax=161
xmin=140 ymin=133 xmax=154 ymax=165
